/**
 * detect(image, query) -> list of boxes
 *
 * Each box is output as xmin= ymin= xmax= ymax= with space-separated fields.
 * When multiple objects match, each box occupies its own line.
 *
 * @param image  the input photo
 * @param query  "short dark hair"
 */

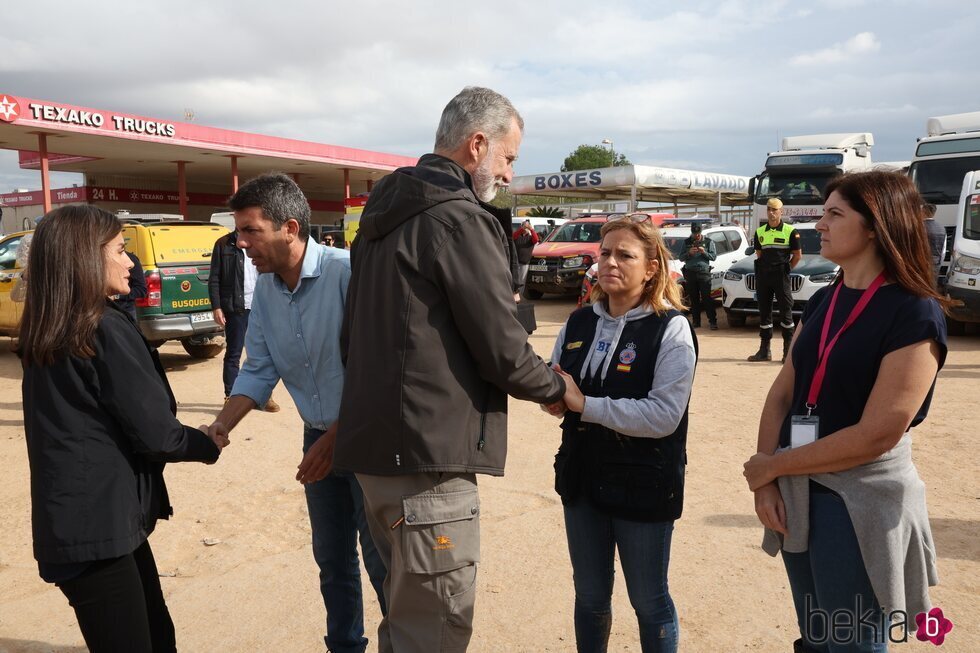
xmin=228 ymin=172 xmax=311 ymax=241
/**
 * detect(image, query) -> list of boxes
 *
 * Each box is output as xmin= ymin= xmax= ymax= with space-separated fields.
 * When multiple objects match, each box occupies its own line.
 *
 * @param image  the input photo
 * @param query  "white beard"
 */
xmin=472 ymin=145 xmax=502 ymax=203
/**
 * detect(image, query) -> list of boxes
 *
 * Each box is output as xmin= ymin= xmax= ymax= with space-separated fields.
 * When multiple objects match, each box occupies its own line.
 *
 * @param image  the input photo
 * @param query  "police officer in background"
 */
xmin=747 ymin=198 xmax=801 ymax=362
xmin=680 ymin=221 xmax=717 ymax=329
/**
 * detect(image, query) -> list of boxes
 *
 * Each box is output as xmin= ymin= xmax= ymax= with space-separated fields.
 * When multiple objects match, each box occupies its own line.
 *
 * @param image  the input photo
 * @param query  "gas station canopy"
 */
xmin=0 ymin=92 xmax=417 ymax=222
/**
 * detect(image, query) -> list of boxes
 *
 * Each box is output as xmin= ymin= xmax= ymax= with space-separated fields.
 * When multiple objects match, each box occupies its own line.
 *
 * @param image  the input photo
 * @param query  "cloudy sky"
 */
xmin=1 ymin=0 xmax=977 ymax=193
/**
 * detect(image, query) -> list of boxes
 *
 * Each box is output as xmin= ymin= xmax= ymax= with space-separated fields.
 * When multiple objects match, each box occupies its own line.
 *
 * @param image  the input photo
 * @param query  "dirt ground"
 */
xmin=0 ymin=297 xmax=977 ymax=652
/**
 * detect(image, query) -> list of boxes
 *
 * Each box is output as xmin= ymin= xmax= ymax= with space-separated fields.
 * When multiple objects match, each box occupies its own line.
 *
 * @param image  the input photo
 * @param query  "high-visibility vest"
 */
xmin=755 ymin=222 xmax=796 ymax=250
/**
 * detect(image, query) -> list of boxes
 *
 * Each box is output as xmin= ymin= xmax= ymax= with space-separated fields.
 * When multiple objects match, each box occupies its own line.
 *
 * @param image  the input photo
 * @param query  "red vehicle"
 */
xmin=525 ymin=213 xmax=673 ymax=299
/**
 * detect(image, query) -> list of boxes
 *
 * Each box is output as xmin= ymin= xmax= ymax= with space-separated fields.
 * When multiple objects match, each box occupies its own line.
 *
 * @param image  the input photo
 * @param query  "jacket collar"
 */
xmin=273 ymin=240 xmax=323 ymax=294
xmin=417 ymin=154 xmax=513 ymax=232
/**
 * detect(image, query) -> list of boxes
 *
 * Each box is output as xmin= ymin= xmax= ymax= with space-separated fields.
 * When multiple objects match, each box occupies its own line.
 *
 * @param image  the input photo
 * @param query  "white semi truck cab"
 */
xmin=908 ymin=111 xmax=980 ymax=279
xmin=751 ymin=133 xmax=875 ymax=227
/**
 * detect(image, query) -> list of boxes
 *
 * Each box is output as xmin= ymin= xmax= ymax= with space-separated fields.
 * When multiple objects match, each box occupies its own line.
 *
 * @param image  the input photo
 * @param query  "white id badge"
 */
xmin=790 ymin=415 xmax=819 ymax=448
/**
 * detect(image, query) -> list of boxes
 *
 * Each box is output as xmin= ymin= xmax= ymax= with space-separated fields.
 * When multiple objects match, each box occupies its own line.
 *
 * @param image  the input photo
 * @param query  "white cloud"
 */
xmin=790 ymin=32 xmax=881 ymax=66
xmin=0 ymin=1 xmax=978 ymax=187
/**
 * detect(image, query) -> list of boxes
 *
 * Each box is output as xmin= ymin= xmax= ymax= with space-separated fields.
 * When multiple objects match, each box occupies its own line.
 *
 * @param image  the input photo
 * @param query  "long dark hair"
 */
xmin=20 ymin=205 xmax=123 ymax=366
xmin=824 ymin=171 xmax=952 ymax=312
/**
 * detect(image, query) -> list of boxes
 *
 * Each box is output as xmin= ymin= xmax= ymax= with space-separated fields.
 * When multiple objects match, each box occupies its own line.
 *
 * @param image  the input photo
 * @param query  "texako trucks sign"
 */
xmin=0 ymin=93 xmax=176 ymax=137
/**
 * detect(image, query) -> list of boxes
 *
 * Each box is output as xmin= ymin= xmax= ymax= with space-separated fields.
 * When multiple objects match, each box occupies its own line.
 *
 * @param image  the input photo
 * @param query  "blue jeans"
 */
xmin=222 ymin=309 xmax=249 ymax=397
xmin=563 ymin=500 xmax=678 ymax=653
xmin=782 ymin=487 xmax=888 ymax=653
xmin=303 ymin=427 xmax=388 ymax=653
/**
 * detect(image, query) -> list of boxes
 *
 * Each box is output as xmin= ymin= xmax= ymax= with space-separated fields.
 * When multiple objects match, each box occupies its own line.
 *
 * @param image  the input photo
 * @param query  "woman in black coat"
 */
xmin=20 ymin=205 xmax=228 ymax=653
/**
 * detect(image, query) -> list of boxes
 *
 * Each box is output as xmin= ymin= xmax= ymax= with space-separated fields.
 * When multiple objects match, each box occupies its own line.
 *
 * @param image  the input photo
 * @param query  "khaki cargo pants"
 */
xmin=356 ymin=472 xmax=480 ymax=653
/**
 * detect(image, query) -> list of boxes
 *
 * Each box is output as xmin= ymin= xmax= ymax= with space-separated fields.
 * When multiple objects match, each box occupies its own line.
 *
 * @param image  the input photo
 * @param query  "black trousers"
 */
xmin=56 ymin=540 xmax=176 ymax=653
xmin=683 ymin=269 xmax=716 ymax=324
xmin=755 ymin=264 xmax=794 ymax=334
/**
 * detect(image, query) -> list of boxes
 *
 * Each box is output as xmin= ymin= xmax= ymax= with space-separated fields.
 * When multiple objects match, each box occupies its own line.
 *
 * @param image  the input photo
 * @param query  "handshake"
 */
xmin=541 ymin=364 xmax=583 ymax=418
xmin=198 ymin=421 xmax=231 ymax=451
xmin=195 ymin=414 xmax=337 ymax=486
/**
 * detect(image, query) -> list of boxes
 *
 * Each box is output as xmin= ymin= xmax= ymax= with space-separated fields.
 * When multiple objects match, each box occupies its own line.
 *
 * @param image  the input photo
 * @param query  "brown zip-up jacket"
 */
xmin=335 ymin=154 xmax=564 ymax=476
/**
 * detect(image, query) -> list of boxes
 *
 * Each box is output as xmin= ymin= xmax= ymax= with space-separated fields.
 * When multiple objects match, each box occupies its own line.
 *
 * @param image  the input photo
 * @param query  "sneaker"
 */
xmin=263 ymin=397 xmax=281 ymax=413
xmin=709 ymin=323 xmax=718 ymax=331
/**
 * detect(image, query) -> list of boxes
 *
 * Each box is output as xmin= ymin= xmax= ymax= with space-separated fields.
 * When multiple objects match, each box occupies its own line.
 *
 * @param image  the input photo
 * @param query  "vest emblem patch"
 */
xmin=566 ymin=341 xmax=583 ymax=350
xmin=619 ymin=343 xmax=637 ymax=365
xmin=616 ymin=364 xmax=632 ymax=373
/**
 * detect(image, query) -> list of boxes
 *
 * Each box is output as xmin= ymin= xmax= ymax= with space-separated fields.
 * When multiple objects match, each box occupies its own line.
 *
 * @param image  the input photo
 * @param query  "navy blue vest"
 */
xmin=554 ymin=306 xmax=696 ymax=522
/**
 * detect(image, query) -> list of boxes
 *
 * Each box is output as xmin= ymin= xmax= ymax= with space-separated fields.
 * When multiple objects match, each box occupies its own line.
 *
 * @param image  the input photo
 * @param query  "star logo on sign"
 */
xmin=0 ymin=95 xmax=19 ymax=122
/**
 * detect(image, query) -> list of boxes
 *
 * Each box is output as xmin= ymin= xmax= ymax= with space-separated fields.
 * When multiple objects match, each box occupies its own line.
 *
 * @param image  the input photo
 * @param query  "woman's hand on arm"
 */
xmin=768 ymin=339 xmax=941 ymax=478
xmin=754 ymin=483 xmax=788 ymax=535
xmin=553 ymin=364 xmax=585 ymax=413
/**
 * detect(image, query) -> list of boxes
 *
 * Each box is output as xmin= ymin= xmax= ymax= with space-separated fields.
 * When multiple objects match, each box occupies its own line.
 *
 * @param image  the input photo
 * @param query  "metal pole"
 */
xmin=38 ymin=133 xmax=52 ymax=213
xmin=229 ymin=155 xmax=239 ymax=192
xmin=177 ymin=161 xmax=188 ymax=218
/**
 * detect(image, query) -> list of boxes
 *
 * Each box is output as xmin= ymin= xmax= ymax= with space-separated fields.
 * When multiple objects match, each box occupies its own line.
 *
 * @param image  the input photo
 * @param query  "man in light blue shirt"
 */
xmin=208 ymin=173 xmax=385 ymax=653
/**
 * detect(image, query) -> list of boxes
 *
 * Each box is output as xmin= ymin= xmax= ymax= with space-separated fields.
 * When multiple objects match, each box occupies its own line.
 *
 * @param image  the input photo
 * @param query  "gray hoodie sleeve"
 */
xmin=579 ymin=315 xmax=696 ymax=438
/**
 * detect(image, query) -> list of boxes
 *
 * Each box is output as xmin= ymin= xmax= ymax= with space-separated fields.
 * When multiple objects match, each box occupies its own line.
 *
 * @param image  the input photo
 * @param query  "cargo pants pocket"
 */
xmin=401 ymin=485 xmax=480 ymax=652
xmin=401 ymin=487 xmax=480 ymax=574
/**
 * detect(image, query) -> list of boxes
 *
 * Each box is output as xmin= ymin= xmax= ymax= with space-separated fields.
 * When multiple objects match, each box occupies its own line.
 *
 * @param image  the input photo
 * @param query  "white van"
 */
xmin=945 ymin=170 xmax=980 ymax=334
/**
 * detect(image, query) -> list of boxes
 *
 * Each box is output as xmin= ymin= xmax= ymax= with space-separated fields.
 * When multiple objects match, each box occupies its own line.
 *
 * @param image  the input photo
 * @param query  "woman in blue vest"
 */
xmin=744 ymin=171 xmax=949 ymax=653
xmin=549 ymin=216 xmax=697 ymax=653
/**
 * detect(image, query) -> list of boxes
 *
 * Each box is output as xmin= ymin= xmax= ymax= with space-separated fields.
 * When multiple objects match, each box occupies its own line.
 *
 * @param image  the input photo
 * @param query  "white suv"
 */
xmin=579 ymin=219 xmax=750 ymax=307
xmin=661 ymin=220 xmax=751 ymax=300
xmin=720 ymin=221 xmax=839 ymax=327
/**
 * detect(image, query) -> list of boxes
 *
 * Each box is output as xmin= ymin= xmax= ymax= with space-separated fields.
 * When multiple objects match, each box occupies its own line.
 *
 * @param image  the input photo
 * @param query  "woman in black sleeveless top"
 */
xmin=548 ymin=216 xmax=696 ymax=653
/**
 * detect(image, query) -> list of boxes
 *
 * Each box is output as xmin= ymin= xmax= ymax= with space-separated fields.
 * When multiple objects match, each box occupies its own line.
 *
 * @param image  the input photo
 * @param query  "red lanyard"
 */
xmin=805 ymin=271 xmax=887 ymax=415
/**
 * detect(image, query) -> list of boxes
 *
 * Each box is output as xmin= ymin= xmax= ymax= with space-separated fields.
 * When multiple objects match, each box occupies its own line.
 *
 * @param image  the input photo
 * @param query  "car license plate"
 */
xmin=529 ymin=264 xmax=548 ymax=272
xmin=190 ymin=311 xmax=212 ymax=324
xmin=531 ymin=275 xmax=545 ymax=283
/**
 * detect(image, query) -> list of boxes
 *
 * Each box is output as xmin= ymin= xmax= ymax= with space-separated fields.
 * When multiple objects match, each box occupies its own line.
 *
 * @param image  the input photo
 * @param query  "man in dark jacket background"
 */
xmin=208 ymin=231 xmax=278 ymax=411
xmin=679 ymin=222 xmax=717 ymax=330
xmin=513 ymin=218 xmax=539 ymax=291
xmin=335 ymin=87 xmax=566 ymax=653
xmin=113 ymin=251 xmax=147 ymax=321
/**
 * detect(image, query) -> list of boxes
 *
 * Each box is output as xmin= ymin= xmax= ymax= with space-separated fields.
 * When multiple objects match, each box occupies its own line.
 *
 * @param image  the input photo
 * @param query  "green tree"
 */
xmin=561 ymin=144 xmax=631 ymax=172
xmin=527 ymin=205 xmax=565 ymax=218
xmin=489 ymin=187 xmax=514 ymax=210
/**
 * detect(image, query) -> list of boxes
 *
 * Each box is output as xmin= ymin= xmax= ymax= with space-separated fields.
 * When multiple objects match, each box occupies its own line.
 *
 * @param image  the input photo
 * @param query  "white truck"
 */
xmin=750 ymin=133 xmax=876 ymax=227
xmin=908 ymin=111 xmax=980 ymax=279
xmin=945 ymin=169 xmax=980 ymax=334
